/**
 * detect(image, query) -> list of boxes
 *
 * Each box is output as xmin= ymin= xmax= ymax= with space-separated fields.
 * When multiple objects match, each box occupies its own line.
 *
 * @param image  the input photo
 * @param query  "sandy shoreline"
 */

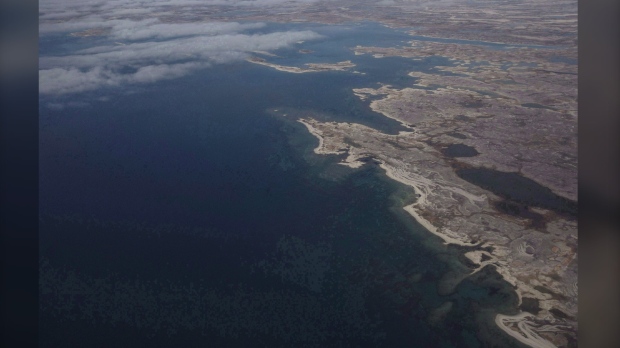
xmin=246 ymin=57 xmax=355 ymax=74
xmin=298 ymin=119 xmax=330 ymax=155
xmin=495 ymin=313 xmax=558 ymax=348
xmin=379 ymin=163 xmax=478 ymax=247
xmin=294 ymin=116 xmax=570 ymax=348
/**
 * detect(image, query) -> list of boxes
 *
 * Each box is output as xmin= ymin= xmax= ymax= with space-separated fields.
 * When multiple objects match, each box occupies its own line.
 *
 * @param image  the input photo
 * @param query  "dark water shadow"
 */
xmin=456 ymin=167 xmax=577 ymax=219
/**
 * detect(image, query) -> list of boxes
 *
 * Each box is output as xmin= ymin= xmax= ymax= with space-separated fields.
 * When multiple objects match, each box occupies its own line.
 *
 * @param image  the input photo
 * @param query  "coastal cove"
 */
xmin=40 ymin=21 xmax=538 ymax=347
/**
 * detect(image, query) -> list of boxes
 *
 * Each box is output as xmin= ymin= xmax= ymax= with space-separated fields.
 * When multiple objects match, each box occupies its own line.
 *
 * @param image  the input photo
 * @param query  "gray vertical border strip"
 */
xmin=578 ymin=0 xmax=620 ymax=347
xmin=0 ymin=0 xmax=39 ymax=346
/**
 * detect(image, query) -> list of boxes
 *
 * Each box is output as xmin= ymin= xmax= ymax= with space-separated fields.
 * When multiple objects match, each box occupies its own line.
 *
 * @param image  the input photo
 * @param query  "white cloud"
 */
xmin=110 ymin=21 xmax=267 ymax=41
xmin=40 ymin=67 xmax=120 ymax=95
xmin=39 ymin=16 xmax=110 ymax=34
xmin=40 ymin=17 xmax=266 ymax=39
xmin=40 ymin=61 xmax=212 ymax=95
xmin=41 ymin=30 xmax=323 ymax=69
xmin=38 ymin=0 xmax=327 ymax=95
xmin=130 ymin=62 xmax=209 ymax=83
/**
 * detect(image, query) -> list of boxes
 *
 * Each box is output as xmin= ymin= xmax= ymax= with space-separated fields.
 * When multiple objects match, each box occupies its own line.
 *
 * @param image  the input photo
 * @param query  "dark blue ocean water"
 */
xmin=39 ymin=22 xmax=524 ymax=347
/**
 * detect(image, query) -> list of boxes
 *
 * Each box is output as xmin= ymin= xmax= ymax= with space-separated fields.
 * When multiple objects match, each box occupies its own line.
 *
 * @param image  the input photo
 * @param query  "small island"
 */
xmin=247 ymin=56 xmax=355 ymax=73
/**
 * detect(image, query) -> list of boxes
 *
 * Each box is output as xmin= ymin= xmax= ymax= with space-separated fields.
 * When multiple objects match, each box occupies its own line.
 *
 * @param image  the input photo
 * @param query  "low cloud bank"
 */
xmin=40 ymin=6 xmax=323 ymax=95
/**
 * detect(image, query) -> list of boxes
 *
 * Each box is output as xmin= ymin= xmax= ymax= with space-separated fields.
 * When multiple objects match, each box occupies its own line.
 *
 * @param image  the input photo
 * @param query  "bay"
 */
xmin=39 ymin=21 xmax=524 ymax=348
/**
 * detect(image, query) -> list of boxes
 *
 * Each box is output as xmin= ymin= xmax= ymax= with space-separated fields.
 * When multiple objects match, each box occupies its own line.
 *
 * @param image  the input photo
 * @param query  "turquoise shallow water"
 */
xmin=39 ymin=21 xmax=524 ymax=347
